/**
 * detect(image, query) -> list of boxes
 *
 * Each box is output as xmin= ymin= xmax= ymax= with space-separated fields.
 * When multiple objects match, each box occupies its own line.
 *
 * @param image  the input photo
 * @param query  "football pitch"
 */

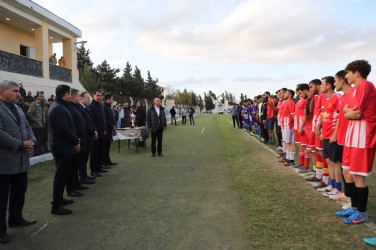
xmin=3 ymin=114 xmax=376 ymax=249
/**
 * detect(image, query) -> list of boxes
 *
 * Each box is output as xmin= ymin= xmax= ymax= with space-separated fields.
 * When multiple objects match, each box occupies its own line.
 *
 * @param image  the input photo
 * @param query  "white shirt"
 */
xmin=155 ymin=105 xmax=160 ymax=116
xmin=119 ymin=108 xmax=124 ymax=119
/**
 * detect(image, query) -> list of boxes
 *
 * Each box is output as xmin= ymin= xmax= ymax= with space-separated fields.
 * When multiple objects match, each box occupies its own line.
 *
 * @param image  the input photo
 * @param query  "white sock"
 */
xmin=322 ymin=175 xmax=329 ymax=185
xmin=286 ymin=149 xmax=290 ymax=160
xmin=316 ymin=168 xmax=323 ymax=179
xmin=282 ymin=141 xmax=286 ymax=153
xmin=290 ymin=152 xmax=295 ymax=162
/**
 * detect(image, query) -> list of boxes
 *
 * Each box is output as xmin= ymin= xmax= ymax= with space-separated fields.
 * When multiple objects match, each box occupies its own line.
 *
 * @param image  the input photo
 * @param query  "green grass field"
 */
xmin=4 ymin=114 xmax=376 ymax=249
xmin=3 ymin=115 xmax=250 ymax=250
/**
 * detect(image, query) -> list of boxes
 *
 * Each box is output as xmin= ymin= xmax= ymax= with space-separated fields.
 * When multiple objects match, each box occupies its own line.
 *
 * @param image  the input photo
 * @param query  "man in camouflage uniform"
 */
xmin=26 ymin=91 xmax=46 ymax=156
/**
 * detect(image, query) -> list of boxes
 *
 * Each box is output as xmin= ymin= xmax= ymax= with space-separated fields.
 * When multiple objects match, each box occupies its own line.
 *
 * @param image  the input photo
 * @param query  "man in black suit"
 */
xmin=146 ymin=98 xmax=167 ymax=157
xmin=78 ymin=92 xmax=96 ymax=184
xmin=103 ymin=93 xmax=116 ymax=166
xmin=66 ymin=89 xmax=88 ymax=197
xmin=88 ymin=90 xmax=106 ymax=177
xmin=136 ymin=100 xmax=146 ymax=127
xmin=49 ymin=85 xmax=80 ymax=215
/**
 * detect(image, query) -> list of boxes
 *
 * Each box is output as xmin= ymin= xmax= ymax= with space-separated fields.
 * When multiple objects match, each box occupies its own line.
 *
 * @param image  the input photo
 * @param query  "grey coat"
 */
xmin=0 ymin=100 xmax=36 ymax=174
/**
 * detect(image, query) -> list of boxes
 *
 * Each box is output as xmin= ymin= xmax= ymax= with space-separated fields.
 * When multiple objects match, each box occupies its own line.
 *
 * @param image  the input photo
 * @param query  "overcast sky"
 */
xmin=35 ymin=0 xmax=376 ymax=100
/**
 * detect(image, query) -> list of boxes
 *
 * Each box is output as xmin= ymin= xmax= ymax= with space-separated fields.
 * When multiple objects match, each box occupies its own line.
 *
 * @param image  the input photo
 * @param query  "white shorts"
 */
xmin=282 ymin=129 xmax=295 ymax=143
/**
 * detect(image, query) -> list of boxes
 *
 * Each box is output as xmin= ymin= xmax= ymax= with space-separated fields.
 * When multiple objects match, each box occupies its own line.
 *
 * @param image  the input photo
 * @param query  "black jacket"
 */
xmin=79 ymin=104 xmax=95 ymax=152
xmin=136 ymin=106 xmax=146 ymax=127
xmin=146 ymin=105 xmax=167 ymax=132
xmin=68 ymin=102 xmax=87 ymax=152
xmin=103 ymin=102 xmax=115 ymax=141
xmin=170 ymin=108 xmax=176 ymax=116
xmin=88 ymin=100 xmax=105 ymax=139
xmin=48 ymin=98 xmax=79 ymax=156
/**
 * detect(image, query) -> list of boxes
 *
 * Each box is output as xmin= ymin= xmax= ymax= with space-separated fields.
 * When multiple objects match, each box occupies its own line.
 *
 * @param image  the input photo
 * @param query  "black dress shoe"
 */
xmin=67 ymin=191 xmax=83 ymax=197
xmin=0 ymin=233 xmax=10 ymax=243
xmin=102 ymin=165 xmax=111 ymax=169
xmin=8 ymin=219 xmax=37 ymax=228
xmin=51 ymin=206 xmax=72 ymax=215
xmin=151 ymin=154 xmax=156 ymax=157
xmin=80 ymin=179 xmax=95 ymax=184
xmin=158 ymin=154 xmax=164 ymax=157
xmin=106 ymin=162 xmax=117 ymax=165
xmin=61 ymin=198 xmax=74 ymax=205
xmin=98 ymin=168 xmax=108 ymax=173
xmin=91 ymin=172 xmax=102 ymax=177
xmin=76 ymin=185 xmax=89 ymax=190
xmin=87 ymin=176 xmax=96 ymax=180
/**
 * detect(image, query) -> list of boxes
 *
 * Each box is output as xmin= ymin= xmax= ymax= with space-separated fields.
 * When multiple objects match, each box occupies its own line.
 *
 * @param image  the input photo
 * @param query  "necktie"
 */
xmin=7 ymin=104 xmax=20 ymax=123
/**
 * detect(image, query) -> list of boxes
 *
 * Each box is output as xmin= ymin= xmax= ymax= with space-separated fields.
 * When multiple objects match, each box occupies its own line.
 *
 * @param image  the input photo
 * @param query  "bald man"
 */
xmin=146 ymin=98 xmax=167 ymax=157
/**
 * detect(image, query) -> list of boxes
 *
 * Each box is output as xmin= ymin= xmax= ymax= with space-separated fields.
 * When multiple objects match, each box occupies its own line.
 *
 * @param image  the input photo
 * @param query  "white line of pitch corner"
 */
xmin=222 ymin=116 xmax=276 ymax=155
xmin=201 ymin=127 xmax=205 ymax=134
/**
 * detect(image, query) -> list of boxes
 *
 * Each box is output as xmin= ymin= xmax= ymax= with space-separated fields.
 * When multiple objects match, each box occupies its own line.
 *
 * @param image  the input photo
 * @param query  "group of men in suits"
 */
xmin=49 ymin=86 xmax=117 ymax=216
xmin=0 ymin=82 xmax=165 ymax=244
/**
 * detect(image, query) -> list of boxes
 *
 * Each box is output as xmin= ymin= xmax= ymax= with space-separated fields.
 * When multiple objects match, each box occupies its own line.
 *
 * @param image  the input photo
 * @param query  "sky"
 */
xmin=35 ymin=0 xmax=376 ymax=100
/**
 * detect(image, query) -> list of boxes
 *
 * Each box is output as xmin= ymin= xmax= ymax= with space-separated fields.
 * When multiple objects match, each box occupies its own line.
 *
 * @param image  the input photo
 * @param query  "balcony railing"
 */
xmin=49 ymin=64 xmax=72 ymax=83
xmin=0 ymin=50 xmax=43 ymax=77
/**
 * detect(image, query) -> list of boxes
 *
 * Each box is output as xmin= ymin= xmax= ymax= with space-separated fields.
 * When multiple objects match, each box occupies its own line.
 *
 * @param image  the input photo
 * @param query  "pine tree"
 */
xmin=198 ymin=95 xmax=204 ymax=112
xmin=77 ymin=45 xmax=94 ymax=72
xmin=191 ymin=92 xmax=197 ymax=106
xmin=132 ymin=66 xmax=145 ymax=98
xmin=204 ymin=95 xmax=215 ymax=111
xmin=79 ymin=63 xmax=100 ymax=94
xmin=94 ymin=60 xmax=120 ymax=92
xmin=144 ymin=71 xmax=162 ymax=99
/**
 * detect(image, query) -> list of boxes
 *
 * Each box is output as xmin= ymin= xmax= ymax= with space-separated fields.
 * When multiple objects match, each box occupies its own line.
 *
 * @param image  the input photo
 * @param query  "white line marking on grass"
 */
xmin=222 ymin=116 xmax=276 ymax=155
xmin=201 ymin=127 xmax=205 ymax=134
xmin=28 ymin=218 xmax=56 ymax=239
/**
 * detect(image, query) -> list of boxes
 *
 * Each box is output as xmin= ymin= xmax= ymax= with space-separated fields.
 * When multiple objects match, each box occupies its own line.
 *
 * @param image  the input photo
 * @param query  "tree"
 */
xmin=198 ymin=95 xmax=204 ymax=112
xmin=191 ymin=92 xmax=197 ymax=106
xmin=208 ymin=90 xmax=216 ymax=100
xmin=94 ymin=60 xmax=120 ymax=92
xmin=204 ymin=94 xmax=215 ymax=111
xmin=132 ymin=66 xmax=145 ymax=98
xmin=79 ymin=63 xmax=100 ymax=94
xmin=240 ymin=93 xmax=245 ymax=103
xmin=77 ymin=45 xmax=94 ymax=72
xmin=144 ymin=70 xmax=162 ymax=99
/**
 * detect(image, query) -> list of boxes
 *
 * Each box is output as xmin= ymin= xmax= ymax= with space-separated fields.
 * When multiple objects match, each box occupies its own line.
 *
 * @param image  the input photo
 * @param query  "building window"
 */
xmin=20 ymin=45 xmax=36 ymax=59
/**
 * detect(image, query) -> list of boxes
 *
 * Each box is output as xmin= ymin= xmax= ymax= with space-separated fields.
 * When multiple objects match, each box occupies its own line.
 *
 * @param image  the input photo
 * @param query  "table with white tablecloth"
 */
xmin=116 ymin=127 xmax=148 ymax=153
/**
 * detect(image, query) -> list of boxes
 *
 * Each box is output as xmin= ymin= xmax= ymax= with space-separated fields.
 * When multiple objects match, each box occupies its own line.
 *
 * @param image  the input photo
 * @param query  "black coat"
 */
xmin=79 ymin=105 xmax=95 ymax=152
xmin=103 ymin=102 xmax=115 ymax=141
xmin=48 ymin=98 xmax=79 ymax=156
xmin=170 ymin=108 xmax=176 ymax=116
xmin=146 ymin=105 xmax=167 ymax=132
xmin=136 ymin=106 xmax=146 ymax=127
xmin=88 ymin=100 xmax=105 ymax=139
xmin=68 ymin=102 xmax=87 ymax=152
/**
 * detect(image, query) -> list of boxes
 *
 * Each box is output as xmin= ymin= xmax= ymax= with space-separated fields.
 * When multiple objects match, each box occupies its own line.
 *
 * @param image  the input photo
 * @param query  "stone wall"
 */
xmin=0 ymin=50 xmax=43 ymax=78
xmin=49 ymin=64 xmax=72 ymax=83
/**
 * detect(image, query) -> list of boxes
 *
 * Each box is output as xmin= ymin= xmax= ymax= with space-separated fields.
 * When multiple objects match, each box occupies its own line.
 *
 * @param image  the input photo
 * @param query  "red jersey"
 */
xmin=277 ymin=100 xmax=286 ymax=126
xmin=345 ymin=80 xmax=376 ymax=149
xmin=294 ymin=98 xmax=307 ymax=131
xmin=337 ymin=88 xmax=354 ymax=145
xmin=267 ymin=99 xmax=276 ymax=118
xmin=305 ymin=95 xmax=316 ymax=132
xmin=312 ymin=93 xmax=325 ymax=132
xmin=282 ymin=100 xmax=295 ymax=130
xmin=322 ymin=93 xmax=342 ymax=139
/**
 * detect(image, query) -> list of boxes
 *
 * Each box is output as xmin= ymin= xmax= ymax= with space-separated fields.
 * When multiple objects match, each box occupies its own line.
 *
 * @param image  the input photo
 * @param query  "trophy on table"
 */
xmin=130 ymin=113 xmax=136 ymax=128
